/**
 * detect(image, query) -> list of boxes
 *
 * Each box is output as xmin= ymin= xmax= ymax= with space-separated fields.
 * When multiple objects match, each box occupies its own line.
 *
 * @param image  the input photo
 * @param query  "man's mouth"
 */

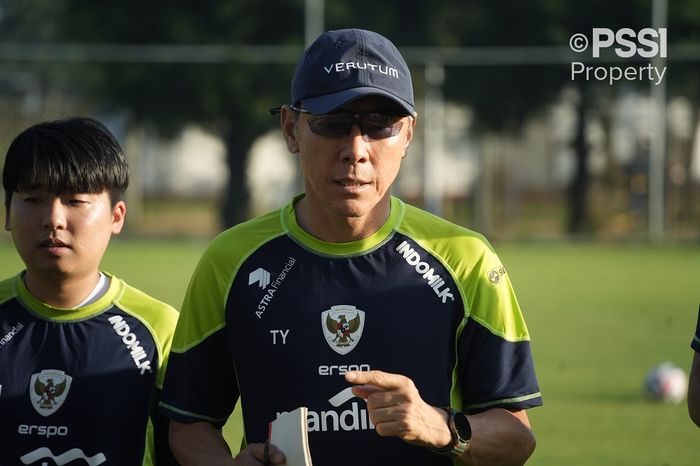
xmin=336 ymin=179 xmax=369 ymax=187
xmin=40 ymin=238 xmax=70 ymax=248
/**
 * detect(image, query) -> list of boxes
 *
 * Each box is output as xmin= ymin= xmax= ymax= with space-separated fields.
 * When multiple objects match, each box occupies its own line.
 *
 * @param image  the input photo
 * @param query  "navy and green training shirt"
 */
xmin=160 ymin=196 xmax=542 ymax=465
xmin=0 ymin=272 xmax=178 ymax=465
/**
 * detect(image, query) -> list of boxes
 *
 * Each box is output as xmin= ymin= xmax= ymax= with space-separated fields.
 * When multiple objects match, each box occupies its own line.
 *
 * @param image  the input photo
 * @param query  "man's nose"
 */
xmin=43 ymin=198 xmax=67 ymax=230
xmin=341 ymin=123 xmax=370 ymax=163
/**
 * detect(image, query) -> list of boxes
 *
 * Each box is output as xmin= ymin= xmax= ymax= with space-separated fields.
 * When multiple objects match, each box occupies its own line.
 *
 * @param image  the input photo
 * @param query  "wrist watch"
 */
xmin=431 ymin=407 xmax=472 ymax=457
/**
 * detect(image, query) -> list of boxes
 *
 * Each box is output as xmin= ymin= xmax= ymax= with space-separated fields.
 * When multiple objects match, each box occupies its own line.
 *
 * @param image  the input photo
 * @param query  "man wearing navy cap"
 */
xmin=161 ymin=28 xmax=542 ymax=465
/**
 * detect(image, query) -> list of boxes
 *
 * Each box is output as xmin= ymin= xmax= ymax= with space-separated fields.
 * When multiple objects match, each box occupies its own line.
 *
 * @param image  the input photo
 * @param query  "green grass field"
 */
xmin=1 ymin=238 xmax=698 ymax=464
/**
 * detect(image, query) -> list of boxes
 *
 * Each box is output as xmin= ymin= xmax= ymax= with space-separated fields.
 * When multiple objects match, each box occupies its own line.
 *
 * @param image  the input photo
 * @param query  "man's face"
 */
xmin=283 ymin=96 xmax=415 ymax=221
xmin=5 ymin=189 xmax=125 ymax=283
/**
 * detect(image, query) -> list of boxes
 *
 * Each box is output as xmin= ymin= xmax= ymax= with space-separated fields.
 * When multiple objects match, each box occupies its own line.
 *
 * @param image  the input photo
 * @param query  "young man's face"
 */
xmin=5 ymin=189 xmax=125 ymax=283
xmin=283 ymin=95 xmax=415 ymax=222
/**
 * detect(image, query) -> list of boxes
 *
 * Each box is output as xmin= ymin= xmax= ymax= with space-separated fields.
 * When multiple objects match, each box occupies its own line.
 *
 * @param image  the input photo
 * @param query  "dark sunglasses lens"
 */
xmin=308 ymin=115 xmax=353 ymax=137
xmin=308 ymin=113 xmax=404 ymax=139
xmin=362 ymin=113 xmax=404 ymax=139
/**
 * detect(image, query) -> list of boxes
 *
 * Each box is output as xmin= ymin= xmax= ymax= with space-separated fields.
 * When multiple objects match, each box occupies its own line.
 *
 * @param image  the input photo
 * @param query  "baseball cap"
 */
xmin=272 ymin=28 xmax=415 ymax=116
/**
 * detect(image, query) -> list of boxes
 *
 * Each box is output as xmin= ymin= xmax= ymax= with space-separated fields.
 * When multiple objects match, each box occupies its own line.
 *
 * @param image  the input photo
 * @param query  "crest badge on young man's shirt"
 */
xmin=29 ymin=369 xmax=73 ymax=417
xmin=321 ymin=305 xmax=365 ymax=355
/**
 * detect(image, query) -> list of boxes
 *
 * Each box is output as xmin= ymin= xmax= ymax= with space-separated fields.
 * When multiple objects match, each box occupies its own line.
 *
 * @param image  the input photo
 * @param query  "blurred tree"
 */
xmin=544 ymin=0 xmax=658 ymax=233
xmin=3 ymin=0 xmax=697 ymax=233
xmin=1 ymin=0 xmax=305 ymax=227
xmin=424 ymin=0 xmax=659 ymax=233
xmin=61 ymin=0 xmax=308 ymax=227
xmin=666 ymin=0 xmax=700 ymax=123
xmin=666 ymin=0 xmax=700 ymax=232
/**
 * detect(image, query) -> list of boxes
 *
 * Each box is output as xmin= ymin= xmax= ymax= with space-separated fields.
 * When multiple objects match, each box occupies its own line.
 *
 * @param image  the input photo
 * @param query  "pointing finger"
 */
xmin=345 ymin=370 xmax=410 ymax=390
xmin=351 ymin=384 xmax=385 ymax=400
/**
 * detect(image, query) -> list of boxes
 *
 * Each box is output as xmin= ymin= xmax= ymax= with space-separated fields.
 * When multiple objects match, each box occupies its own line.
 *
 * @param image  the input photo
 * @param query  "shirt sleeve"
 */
xmin=455 ymin=245 xmax=542 ymax=413
xmin=159 ymin=246 xmax=239 ymax=427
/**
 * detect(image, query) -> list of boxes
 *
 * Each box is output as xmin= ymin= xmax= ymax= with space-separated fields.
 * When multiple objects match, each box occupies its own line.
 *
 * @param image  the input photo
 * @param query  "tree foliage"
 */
xmin=2 ymin=0 xmax=698 ymax=232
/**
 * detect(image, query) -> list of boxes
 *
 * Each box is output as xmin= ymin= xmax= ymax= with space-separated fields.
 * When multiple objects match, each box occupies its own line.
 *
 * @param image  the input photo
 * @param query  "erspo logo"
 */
xmin=569 ymin=28 xmax=667 ymax=86
xmin=20 ymin=447 xmax=106 ymax=466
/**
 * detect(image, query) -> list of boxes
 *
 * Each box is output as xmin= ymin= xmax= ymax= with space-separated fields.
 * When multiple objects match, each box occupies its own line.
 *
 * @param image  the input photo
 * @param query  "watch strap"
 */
xmin=430 ymin=407 xmax=471 ymax=458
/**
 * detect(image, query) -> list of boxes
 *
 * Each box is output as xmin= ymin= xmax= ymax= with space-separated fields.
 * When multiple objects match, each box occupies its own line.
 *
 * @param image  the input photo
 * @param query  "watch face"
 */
xmin=453 ymin=412 xmax=472 ymax=441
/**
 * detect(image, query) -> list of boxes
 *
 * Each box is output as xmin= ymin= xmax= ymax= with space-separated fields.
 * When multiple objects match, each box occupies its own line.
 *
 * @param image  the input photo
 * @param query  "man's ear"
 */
xmin=280 ymin=106 xmax=300 ymax=154
xmin=405 ymin=114 xmax=417 ymax=148
xmin=111 ymin=201 xmax=126 ymax=235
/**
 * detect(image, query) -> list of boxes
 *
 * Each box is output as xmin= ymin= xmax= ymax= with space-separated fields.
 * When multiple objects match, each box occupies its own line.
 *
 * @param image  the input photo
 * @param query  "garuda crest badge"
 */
xmin=29 ymin=369 xmax=73 ymax=417
xmin=321 ymin=305 xmax=365 ymax=355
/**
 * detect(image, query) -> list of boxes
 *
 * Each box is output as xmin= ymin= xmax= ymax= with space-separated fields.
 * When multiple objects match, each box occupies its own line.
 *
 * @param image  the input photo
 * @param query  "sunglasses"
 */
xmin=290 ymin=106 xmax=408 ymax=140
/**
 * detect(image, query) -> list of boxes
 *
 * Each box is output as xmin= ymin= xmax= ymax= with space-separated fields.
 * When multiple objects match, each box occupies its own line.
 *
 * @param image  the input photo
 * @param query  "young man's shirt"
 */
xmin=0 ymin=272 xmax=178 ymax=465
xmin=160 ymin=196 xmax=542 ymax=466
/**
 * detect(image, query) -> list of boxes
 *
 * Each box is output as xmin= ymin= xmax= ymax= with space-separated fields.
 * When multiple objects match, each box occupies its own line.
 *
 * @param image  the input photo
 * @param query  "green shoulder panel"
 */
xmin=171 ymin=207 xmax=286 ymax=352
xmin=112 ymin=276 xmax=179 ymax=388
xmin=0 ymin=275 xmax=19 ymax=306
xmin=395 ymin=201 xmax=531 ymax=342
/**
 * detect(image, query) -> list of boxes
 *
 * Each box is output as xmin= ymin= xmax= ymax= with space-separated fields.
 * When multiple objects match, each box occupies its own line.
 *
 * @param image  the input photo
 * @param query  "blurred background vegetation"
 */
xmin=1 ymin=0 xmax=699 ymax=242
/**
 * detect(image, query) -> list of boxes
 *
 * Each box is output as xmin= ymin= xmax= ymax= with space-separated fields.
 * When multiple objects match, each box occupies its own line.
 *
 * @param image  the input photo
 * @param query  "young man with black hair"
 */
xmin=0 ymin=117 xmax=178 ymax=465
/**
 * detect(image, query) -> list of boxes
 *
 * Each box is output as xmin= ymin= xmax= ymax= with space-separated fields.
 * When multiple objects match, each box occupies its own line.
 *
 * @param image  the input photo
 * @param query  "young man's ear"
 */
xmin=280 ymin=106 xmax=300 ymax=154
xmin=111 ymin=201 xmax=126 ymax=235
